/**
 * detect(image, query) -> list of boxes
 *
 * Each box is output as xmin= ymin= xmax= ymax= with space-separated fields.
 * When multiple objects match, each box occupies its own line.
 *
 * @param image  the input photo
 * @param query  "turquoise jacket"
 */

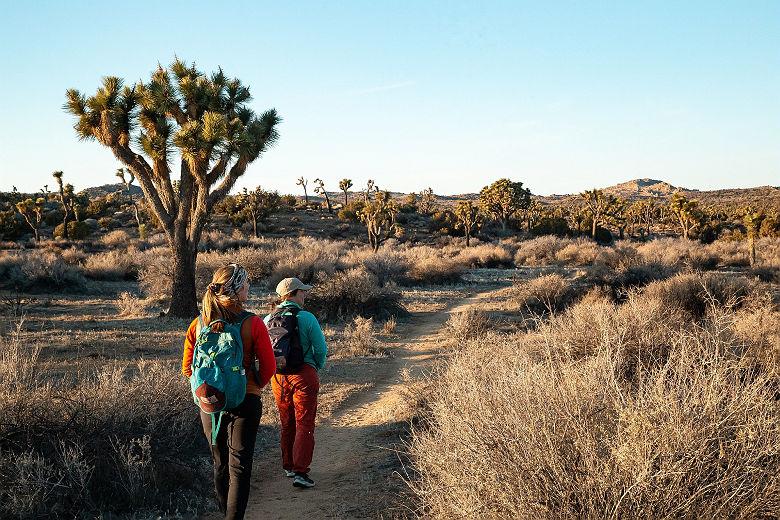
xmin=264 ymin=301 xmax=328 ymax=371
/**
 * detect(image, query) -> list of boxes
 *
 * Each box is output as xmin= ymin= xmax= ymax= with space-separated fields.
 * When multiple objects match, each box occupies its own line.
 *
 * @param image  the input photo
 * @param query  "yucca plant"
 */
xmin=65 ymin=58 xmax=280 ymax=317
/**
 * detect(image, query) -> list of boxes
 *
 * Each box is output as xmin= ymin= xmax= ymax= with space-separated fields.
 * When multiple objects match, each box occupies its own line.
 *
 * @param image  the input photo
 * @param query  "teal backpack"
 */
xmin=189 ymin=310 xmax=258 ymax=444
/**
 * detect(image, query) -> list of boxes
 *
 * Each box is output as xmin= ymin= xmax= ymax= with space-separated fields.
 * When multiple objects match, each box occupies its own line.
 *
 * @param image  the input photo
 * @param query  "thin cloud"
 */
xmin=349 ymin=81 xmax=416 ymax=95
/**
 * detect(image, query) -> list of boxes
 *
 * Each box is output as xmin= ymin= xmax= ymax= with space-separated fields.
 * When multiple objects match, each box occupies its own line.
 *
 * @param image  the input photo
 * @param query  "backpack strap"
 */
xmin=234 ymin=310 xmax=262 ymax=385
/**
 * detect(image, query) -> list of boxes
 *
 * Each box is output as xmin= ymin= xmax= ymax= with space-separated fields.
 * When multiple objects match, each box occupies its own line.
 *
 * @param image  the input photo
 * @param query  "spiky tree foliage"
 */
xmin=455 ymin=200 xmax=481 ymax=247
xmin=743 ymin=210 xmax=765 ymax=266
xmin=15 ymin=197 xmax=47 ymax=241
xmin=364 ymin=179 xmax=376 ymax=202
xmin=479 ymin=179 xmax=531 ymax=233
xmin=358 ymin=189 xmax=400 ymax=252
xmin=606 ymin=196 xmax=629 ymax=239
xmin=236 ymin=186 xmax=281 ymax=237
xmin=52 ymin=171 xmax=74 ymax=239
xmin=71 ymin=192 xmax=91 ymax=221
xmin=629 ymin=199 xmax=658 ymax=237
xmin=297 ymin=177 xmax=309 ymax=205
xmin=580 ymin=188 xmax=615 ymax=239
xmin=313 ymin=178 xmax=332 ymax=214
xmin=418 ymin=187 xmax=436 ymax=215
xmin=339 ymin=178 xmax=353 ymax=206
xmin=65 ymin=59 xmax=280 ymax=317
xmin=116 ymin=167 xmax=142 ymax=231
xmin=523 ymin=199 xmax=543 ymax=232
xmin=403 ymin=192 xmax=418 ymax=213
xmin=669 ymin=191 xmax=702 ymax=240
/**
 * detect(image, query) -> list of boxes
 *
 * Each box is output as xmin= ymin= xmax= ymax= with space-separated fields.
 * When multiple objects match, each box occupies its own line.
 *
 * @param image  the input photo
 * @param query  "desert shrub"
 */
xmin=343 ymin=248 xmax=410 ymax=287
xmin=554 ymin=239 xmax=601 ymax=265
xmin=510 ymin=273 xmax=576 ymax=314
xmin=54 ymin=221 xmax=90 ymax=240
xmin=403 ymin=246 xmax=463 ymax=285
xmin=0 ymin=328 xmax=206 ymax=518
xmin=381 ymin=316 xmax=397 ymax=334
xmin=83 ymin=249 xmax=138 ymax=280
xmin=337 ymin=200 xmax=364 ymax=222
xmin=750 ymin=265 xmax=780 ymax=283
xmin=336 ymin=316 xmax=386 ymax=357
xmin=115 ymin=292 xmax=149 ymax=317
xmin=446 ymin=308 xmax=492 ymax=342
xmin=456 ymin=243 xmax=514 ymax=268
xmin=641 ymin=272 xmax=762 ymax=320
xmin=59 ymin=246 xmax=87 ymax=265
xmin=409 ymin=289 xmax=780 ymax=518
xmin=636 ymin=238 xmax=722 ymax=270
xmin=0 ymin=251 xmax=86 ymax=291
xmin=84 ymin=197 xmax=109 ymax=218
xmin=98 ymin=217 xmax=116 ymax=231
xmin=305 ymin=266 xmax=403 ymax=322
xmin=100 ymin=229 xmax=131 ymax=248
xmin=0 ymin=208 xmax=28 ymax=241
xmin=198 ymin=229 xmax=252 ymax=252
xmin=513 ymin=235 xmax=575 ymax=266
xmin=137 ymin=247 xmax=174 ymax=301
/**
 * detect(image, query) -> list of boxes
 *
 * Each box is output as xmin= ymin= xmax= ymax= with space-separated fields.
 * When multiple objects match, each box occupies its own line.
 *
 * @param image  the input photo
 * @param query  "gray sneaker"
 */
xmin=284 ymin=469 xmax=295 ymax=478
xmin=293 ymin=472 xmax=315 ymax=488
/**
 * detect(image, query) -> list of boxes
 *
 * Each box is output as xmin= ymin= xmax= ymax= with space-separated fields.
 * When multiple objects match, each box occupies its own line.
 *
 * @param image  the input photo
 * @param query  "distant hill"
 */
xmin=74 ymin=179 xmax=779 ymax=213
xmin=80 ymin=183 xmax=143 ymax=199
xmin=537 ymin=179 xmax=779 ymax=211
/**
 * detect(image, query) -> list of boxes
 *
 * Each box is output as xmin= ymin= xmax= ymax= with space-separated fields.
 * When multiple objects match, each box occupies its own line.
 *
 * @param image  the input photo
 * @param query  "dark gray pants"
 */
xmin=200 ymin=394 xmax=262 ymax=520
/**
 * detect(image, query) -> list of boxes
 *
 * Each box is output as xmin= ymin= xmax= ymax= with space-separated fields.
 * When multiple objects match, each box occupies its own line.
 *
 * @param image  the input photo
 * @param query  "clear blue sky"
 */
xmin=1 ymin=1 xmax=778 ymax=196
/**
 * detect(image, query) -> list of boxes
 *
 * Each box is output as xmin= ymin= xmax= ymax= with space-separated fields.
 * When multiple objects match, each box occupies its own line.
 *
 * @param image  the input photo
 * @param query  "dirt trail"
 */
xmin=216 ymin=286 xmax=500 ymax=519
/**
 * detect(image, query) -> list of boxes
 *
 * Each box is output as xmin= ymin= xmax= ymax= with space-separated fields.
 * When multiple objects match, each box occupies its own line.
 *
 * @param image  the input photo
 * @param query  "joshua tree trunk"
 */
xmin=169 ymin=239 xmax=199 ymax=318
xmin=749 ymin=236 xmax=756 ymax=266
xmin=592 ymin=218 xmax=597 ymax=239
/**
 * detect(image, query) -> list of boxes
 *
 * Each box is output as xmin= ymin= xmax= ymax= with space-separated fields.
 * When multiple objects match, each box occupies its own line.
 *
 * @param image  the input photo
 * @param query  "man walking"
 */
xmin=266 ymin=277 xmax=327 ymax=488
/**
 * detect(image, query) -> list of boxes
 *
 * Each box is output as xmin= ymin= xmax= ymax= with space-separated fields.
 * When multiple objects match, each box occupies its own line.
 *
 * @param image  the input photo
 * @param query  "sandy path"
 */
xmin=204 ymin=286 xmax=500 ymax=519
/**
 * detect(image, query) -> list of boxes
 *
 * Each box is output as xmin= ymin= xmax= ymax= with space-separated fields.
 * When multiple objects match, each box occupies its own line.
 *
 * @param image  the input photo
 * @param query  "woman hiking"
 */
xmin=265 ymin=277 xmax=328 ymax=489
xmin=182 ymin=263 xmax=276 ymax=519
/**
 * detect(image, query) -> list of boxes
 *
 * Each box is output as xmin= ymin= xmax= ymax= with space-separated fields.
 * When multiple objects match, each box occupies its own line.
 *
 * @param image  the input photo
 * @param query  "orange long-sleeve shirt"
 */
xmin=182 ymin=315 xmax=276 ymax=396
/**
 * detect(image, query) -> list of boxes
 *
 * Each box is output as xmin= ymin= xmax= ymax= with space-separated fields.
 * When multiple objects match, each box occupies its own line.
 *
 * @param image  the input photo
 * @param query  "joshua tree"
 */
xmin=607 ymin=196 xmax=629 ymax=239
xmin=669 ymin=191 xmax=701 ymax=240
xmin=418 ymin=187 xmax=435 ymax=214
xmin=580 ymin=188 xmax=615 ymax=239
xmin=313 ymin=178 xmax=333 ymax=214
xmin=339 ymin=178 xmax=353 ymax=206
xmin=236 ymin=186 xmax=281 ymax=237
xmin=358 ymin=189 xmax=400 ymax=252
xmin=479 ymin=179 xmax=531 ymax=233
xmin=65 ymin=59 xmax=280 ymax=317
xmin=15 ymin=197 xmax=47 ymax=241
xmin=52 ymin=171 xmax=74 ymax=239
xmin=116 ymin=167 xmax=142 ymax=232
xmin=455 ymin=200 xmax=481 ymax=247
xmin=362 ymin=179 xmax=376 ymax=203
xmin=296 ymin=177 xmax=309 ymax=205
xmin=743 ymin=210 xmax=765 ymax=266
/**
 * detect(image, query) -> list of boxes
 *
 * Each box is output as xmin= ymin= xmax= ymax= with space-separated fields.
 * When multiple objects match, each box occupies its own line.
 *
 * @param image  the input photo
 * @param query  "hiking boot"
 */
xmin=284 ymin=469 xmax=295 ymax=478
xmin=293 ymin=472 xmax=315 ymax=488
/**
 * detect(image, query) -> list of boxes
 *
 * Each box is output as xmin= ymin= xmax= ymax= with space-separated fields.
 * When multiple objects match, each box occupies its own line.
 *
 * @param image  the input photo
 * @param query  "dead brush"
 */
xmin=510 ymin=273 xmax=577 ymax=315
xmin=445 ymin=308 xmax=491 ymax=343
xmin=115 ymin=292 xmax=148 ymax=317
xmin=338 ymin=316 xmax=386 ymax=357
xmin=0 ymin=358 xmax=206 ymax=518
xmin=407 ymin=286 xmax=780 ymax=519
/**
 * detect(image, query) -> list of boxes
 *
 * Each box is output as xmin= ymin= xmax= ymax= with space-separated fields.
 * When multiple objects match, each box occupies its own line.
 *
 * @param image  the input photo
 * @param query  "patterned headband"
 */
xmin=209 ymin=263 xmax=248 ymax=302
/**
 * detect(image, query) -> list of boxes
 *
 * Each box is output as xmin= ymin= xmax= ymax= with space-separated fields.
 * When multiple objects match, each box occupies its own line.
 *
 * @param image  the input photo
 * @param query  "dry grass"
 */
xmin=335 ymin=316 xmax=387 ymax=357
xmin=408 ymin=278 xmax=780 ymax=519
xmin=508 ymin=273 xmax=577 ymax=315
xmin=0 ymin=322 xmax=207 ymax=518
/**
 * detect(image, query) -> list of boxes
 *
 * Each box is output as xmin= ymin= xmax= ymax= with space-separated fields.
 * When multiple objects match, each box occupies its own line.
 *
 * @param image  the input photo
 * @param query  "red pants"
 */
xmin=271 ymin=364 xmax=319 ymax=474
